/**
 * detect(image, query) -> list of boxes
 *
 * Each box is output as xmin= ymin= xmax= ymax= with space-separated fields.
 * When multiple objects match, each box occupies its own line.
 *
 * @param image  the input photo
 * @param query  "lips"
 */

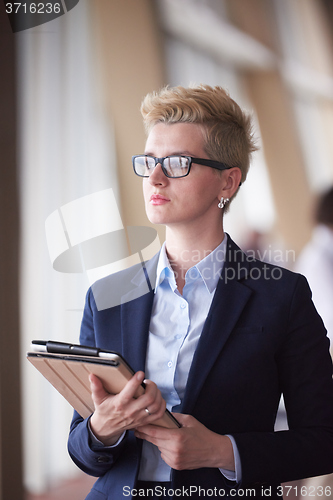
xmin=150 ymin=194 xmax=170 ymax=205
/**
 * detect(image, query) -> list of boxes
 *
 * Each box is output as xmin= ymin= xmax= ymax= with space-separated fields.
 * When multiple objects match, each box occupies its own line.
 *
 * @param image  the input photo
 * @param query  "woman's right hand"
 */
xmin=89 ymin=371 xmax=166 ymax=446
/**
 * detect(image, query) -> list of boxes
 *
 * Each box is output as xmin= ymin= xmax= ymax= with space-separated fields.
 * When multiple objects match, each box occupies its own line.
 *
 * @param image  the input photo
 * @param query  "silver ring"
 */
xmin=145 ymin=408 xmax=151 ymax=415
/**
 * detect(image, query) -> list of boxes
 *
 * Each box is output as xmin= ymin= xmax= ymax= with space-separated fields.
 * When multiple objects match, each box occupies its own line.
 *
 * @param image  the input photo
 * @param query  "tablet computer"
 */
xmin=27 ymin=340 xmax=181 ymax=429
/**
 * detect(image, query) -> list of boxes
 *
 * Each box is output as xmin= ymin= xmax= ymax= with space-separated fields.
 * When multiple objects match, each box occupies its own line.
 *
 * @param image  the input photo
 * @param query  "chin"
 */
xmin=145 ymin=207 xmax=168 ymax=225
xmin=147 ymin=215 xmax=168 ymax=226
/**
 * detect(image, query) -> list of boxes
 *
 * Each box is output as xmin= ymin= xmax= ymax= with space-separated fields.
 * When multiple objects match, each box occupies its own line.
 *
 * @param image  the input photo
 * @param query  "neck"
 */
xmin=165 ymin=223 xmax=225 ymax=291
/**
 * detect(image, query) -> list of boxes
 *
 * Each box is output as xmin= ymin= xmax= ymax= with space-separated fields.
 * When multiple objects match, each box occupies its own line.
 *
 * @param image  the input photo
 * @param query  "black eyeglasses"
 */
xmin=132 ymin=155 xmax=233 ymax=179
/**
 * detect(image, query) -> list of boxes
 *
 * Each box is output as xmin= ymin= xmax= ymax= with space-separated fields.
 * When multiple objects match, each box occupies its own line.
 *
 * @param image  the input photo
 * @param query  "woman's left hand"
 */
xmin=134 ymin=413 xmax=235 ymax=471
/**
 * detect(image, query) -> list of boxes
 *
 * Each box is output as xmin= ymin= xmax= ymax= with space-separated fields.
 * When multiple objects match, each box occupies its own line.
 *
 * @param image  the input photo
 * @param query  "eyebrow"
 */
xmin=143 ymin=151 xmax=196 ymax=157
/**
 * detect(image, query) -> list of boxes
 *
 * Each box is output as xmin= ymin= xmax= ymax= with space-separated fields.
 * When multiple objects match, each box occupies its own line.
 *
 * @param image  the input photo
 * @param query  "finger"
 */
xmin=135 ymin=424 xmax=173 ymax=442
xmin=135 ymin=427 xmax=160 ymax=444
xmin=139 ymin=380 xmax=165 ymax=415
xmin=89 ymin=373 xmax=110 ymax=406
xmin=170 ymin=413 xmax=192 ymax=426
xmin=117 ymin=371 xmax=145 ymax=404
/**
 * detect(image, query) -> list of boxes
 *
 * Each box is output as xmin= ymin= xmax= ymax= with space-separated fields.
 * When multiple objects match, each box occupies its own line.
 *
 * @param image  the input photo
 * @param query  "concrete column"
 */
xmin=91 ymin=0 xmax=166 ymax=244
xmin=226 ymin=0 xmax=314 ymax=253
xmin=0 ymin=3 xmax=24 ymax=499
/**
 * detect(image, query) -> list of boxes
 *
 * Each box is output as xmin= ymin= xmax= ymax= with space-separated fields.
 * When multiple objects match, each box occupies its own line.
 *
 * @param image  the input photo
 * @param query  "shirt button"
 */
xmin=96 ymin=456 xmax=110 ymax=463
xmin=180 ymin=303 xmax=186 ymax=309
xmin=174 ymin=334 xmax=182 ymax=340
xmin=167 ymin=361 xmax=173 ymax=368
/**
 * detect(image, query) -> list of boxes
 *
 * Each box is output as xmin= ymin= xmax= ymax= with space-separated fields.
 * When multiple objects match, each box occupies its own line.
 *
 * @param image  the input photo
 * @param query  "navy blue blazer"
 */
xmin=68 ymin=236 xmax=333 ymax=499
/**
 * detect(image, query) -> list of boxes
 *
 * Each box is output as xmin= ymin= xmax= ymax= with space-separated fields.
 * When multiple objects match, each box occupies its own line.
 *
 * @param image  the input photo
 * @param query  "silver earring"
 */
xmin=218 ymin=197 xmax=229 ymax=209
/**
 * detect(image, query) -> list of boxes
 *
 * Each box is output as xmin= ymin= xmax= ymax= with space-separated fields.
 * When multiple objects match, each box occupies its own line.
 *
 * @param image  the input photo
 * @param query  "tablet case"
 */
xmin=27 ymin=351 xmax=180 ymax=429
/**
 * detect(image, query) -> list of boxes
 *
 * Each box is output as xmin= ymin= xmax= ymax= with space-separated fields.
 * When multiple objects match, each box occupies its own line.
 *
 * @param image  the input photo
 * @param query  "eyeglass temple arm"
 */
xmin=192 ymin=158 xmax=242 ymax=186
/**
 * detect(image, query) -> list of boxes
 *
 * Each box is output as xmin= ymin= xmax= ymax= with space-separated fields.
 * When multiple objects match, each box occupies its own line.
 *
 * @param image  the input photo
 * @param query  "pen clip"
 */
xmin=46 ymin=341 xmax=100 ymax=357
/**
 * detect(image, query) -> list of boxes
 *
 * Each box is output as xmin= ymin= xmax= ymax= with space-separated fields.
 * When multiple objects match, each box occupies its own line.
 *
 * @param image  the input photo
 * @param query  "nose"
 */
xmin=148 ymin=162 xmax=167 ymax=185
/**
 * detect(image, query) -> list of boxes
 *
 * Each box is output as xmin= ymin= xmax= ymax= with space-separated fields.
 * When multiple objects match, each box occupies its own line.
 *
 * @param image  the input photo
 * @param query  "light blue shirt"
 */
xmin=138 ymin=237 xmax=241 ymax=482
xmin=90 ymin=237 xmax=241 ymax=482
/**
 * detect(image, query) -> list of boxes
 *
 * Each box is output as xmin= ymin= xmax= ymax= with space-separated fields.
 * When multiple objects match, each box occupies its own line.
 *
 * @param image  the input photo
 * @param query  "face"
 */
xmin=142 ymin=122 xmax=225 ymax=231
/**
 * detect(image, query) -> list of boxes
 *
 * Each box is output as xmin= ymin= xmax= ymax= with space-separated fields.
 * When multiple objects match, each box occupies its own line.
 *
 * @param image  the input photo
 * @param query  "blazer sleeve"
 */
xmin=67 ymin=411 xmax=128 ymax=477
xmin=232 ymin=274 xmax=333 ymax=486
xmin=67 ymin=288 xmax=126 ymax=477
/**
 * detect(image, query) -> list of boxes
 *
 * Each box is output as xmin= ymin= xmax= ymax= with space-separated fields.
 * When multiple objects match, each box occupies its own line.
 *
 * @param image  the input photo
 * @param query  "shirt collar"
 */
xmin=155 ymin=236 xmax=227 ymax=294
xmin=155 ymin=243 xmax=176 ymax=290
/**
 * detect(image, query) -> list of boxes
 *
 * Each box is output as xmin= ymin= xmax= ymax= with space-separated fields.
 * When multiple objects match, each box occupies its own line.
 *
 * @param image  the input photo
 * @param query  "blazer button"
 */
xmin=96 ymin=456 xmax=110 ymax=463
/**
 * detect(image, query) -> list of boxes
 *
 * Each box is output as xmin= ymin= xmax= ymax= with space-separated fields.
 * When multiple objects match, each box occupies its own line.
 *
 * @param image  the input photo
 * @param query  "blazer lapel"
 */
xmin=182 ymin=237 xmax=253 ymax=414
xmin=120 ymin=253 xmax=159 ymax=373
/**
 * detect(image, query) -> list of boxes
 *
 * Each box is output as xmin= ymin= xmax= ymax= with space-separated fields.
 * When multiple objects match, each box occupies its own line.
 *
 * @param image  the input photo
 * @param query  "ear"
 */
xmin=218 ymin=167 xmax=242 ymax=200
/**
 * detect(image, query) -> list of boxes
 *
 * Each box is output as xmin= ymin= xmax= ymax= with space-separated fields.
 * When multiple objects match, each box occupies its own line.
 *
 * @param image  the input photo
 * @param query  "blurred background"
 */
xmin=1 ymin=0 xmax=333 ymax=498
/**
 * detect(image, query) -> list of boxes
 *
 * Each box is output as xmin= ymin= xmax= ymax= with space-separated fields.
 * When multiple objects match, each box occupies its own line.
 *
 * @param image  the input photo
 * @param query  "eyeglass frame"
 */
xmin=132 ymin=155 xmax=236 ymax=179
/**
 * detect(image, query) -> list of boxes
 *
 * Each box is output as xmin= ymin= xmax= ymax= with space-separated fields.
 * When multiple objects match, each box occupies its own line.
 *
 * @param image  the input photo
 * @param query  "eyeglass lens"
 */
xmin=134 ymin=156 xmax=190 ymax=178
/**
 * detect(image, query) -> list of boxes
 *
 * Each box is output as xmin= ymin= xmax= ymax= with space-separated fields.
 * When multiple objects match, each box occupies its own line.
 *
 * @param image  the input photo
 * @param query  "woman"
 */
xmin=68 ymin=85 xmax=333 ymax=499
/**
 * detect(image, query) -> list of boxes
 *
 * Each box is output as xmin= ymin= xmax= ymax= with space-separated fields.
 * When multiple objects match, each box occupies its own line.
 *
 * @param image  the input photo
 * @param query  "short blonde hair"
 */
xmin=140 ymin=84 xmax=257 ymax=184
